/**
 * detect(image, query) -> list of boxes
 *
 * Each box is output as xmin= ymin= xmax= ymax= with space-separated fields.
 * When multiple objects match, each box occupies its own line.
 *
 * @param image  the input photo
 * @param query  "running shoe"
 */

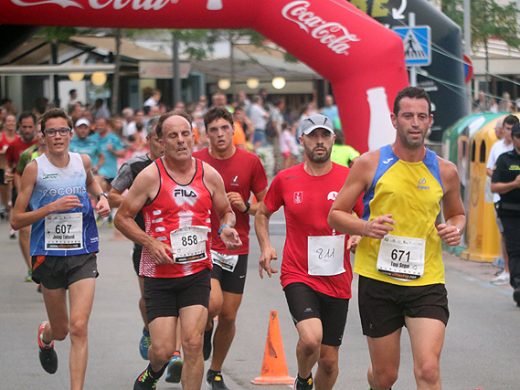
xmin=206 ymin=369 xmax=230 ymax=390
xmin=203 ymin=319 xmax=214 ymax=361
xmin=9 ymin=229 xmax=16 ymax=239
xmin=165 ymin=352 xmax=183 ymax=383
xmin=139 ymin=328 xmax=151 ymax=360
xmin=491 ymin=271 xmax=510 ymax=286
xmin=133 ymin=366 xmax=159 ymax=390
xmin=37 ymin=321 xmax=58 ymax=374
xmin=294 ymin=375 xmax=313 ymax=390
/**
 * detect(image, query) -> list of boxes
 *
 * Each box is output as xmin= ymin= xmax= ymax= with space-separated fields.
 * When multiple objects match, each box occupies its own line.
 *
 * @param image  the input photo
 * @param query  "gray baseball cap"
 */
xmin=298 ymin=114 xmax=334 ymax=137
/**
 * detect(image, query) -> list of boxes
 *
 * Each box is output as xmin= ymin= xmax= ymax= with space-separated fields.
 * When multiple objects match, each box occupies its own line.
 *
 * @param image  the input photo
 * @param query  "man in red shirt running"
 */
xmin=115 ymin=111 xmax=242 ymax=390
xmin=0 ymin=113 xmax=19 ymax=220
xmin=7 ymin=112 xmax=38 ymax=279
xmin=193 ymin=107 xmax=268 ymax=390
xmin=6 ymin=112 xmax=39 ymax=170
xmin=255 ymin=114 xmax=362 ymax=390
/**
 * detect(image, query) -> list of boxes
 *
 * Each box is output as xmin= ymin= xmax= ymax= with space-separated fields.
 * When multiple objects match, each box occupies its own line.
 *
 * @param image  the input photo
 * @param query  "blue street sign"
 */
xmin=393 ymin=26 xmax=432 ymax=67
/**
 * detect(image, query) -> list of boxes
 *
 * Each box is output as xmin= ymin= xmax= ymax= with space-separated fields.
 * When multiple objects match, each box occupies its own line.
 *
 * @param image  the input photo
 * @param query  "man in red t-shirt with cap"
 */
xmin=255 ymin=114 xmax=362 ymax=390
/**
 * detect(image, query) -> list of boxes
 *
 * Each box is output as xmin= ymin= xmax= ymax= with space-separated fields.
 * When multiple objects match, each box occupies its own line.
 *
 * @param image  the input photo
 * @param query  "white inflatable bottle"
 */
xmin=207 ymin=0 xmax=223 ymax=10
xmin=367 ymin=87 xmax=396 ymax=151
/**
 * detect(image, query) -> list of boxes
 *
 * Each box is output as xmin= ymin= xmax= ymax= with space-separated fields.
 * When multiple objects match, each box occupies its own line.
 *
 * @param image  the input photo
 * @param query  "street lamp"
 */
xmin=218 ymin=78 xmax=231 ymax=90
xmin=68 ymin=72 xmax=84 ymax=81
xmin=272 ymin=76 xmax=286 ymax=90
xmin=91 ymin=72 xmax=107 ymax=86
xmin=247 ymin=78 xmax=259 ymax=89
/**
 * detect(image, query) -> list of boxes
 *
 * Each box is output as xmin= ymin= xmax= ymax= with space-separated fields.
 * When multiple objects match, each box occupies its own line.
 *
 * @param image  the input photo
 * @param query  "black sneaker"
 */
xmin=134 ymin=366 xmax=159 ymax=390
xmin=206 ymin=369 xmax=230 ymax=390
xmin=203 ymin=319 xmax=214 ymax=361
xmin=37 ymin=322 xmax=58 ymax=374
xmin=294 ymin=375 xmax=313 ymax=390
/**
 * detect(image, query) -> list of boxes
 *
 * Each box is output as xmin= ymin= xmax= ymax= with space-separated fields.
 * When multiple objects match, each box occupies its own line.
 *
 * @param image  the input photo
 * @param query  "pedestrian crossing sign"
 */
xmin=393 ymin=26 xmax=432 ymax=67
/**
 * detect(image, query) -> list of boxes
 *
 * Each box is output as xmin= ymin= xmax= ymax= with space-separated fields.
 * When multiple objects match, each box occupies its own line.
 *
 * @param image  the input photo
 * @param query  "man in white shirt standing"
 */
xmin=486 ymin=115 xmax=519 ymax=285
xmin=144 ymin=89 xmax=161 ymax=109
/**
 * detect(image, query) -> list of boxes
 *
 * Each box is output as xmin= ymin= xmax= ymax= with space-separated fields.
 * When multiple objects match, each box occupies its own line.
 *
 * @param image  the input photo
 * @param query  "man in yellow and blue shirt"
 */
xmin=328 ymin=86 xmax=465 ymax=390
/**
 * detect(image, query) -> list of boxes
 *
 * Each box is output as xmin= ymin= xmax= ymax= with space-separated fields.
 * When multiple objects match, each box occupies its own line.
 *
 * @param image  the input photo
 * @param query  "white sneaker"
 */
xmin=491 ymin=271 xmax=510 ymax=285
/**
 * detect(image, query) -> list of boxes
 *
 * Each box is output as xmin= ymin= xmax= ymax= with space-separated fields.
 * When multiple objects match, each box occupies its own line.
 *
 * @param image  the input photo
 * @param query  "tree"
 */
xmin=42 ymin=28 xmax=292 ymax=109
xmin=442 ymin=0 xmax=520 ymax=90
xmin=129 ymin=28 xmax=248 ymax=103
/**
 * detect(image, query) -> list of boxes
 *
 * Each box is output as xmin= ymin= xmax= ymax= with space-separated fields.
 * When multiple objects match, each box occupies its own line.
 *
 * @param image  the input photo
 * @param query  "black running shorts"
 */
xmin=284 ymin=282 xmax=349 ymax=346
xmin=31 ymin=253 xmax=98 ymax=289
xmin=358 ymin=275 xmax=449 ymax=338
xmin=211 ymin=253 xmax=248 ymax=294
xmin=143 ymin=269 xmax=211 ymax=323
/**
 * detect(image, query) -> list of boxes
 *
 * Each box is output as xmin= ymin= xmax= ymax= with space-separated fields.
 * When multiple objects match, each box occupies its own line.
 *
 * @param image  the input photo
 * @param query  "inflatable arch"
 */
xmin=1 ymin=0 xmax=408 ymax=152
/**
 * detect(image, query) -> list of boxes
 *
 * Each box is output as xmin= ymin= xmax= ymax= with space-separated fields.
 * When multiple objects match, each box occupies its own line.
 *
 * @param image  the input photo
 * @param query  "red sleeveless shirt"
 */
xmin=140 ymin=157 xmax=213 ymax=278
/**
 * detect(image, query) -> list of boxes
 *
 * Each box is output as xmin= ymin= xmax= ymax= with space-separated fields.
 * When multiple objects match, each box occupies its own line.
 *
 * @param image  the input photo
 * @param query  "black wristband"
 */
xmin=243 ymin=201 xmax=251 ymax=214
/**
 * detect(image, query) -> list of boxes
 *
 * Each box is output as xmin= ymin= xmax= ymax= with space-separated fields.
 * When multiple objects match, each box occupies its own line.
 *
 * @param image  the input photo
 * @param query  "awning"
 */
xmin=139 ymin=61 xmax=191 ymax=79
xmin=0 ymin=63 xmax=115 ymax=76
xmin=71 ymin=36 xmax=171 ymax=61
xmin=191 ymin=44 xmax=319 ymax=82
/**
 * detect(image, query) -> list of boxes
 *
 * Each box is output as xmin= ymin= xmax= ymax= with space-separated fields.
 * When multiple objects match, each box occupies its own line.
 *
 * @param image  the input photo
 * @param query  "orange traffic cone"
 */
xmin=251 ymin=310 xmax=294 ymax=385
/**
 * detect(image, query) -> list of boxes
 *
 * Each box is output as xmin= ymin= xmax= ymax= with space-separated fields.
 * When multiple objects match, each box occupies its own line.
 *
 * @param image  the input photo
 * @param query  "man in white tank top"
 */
xmin=10 ymin=108 xmax=110 ymax=390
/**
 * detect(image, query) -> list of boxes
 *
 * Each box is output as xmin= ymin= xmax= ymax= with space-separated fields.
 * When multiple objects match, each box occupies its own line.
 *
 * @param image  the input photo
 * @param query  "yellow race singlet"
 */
xmin=355 ymin=145 xmax=445 ymax=286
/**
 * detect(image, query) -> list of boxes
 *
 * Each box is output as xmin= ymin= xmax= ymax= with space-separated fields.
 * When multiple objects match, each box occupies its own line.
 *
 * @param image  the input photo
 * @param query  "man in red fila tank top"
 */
xmin=115 ymin=111 xmax=242 ymax=390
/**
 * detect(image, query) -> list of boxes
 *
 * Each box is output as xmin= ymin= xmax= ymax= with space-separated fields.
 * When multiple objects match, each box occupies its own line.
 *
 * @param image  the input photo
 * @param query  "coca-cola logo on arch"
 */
xmin=10 ymin=0 xmax=182 ymax=10
xmin=12 ymin=0 xmax=83 ymax=7
xmin=281 ymin=0 xmax=360 ymax=56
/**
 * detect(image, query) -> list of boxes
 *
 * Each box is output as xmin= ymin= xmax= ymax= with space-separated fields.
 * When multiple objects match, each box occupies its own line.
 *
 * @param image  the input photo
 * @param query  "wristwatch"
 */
xmin=97 ymin=192 xmax=108 ymax=201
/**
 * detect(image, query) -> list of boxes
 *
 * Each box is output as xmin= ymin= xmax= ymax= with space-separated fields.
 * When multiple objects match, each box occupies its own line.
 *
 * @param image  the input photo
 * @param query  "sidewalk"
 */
xmin=444 ymin=250 xmax=513 ymax=298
